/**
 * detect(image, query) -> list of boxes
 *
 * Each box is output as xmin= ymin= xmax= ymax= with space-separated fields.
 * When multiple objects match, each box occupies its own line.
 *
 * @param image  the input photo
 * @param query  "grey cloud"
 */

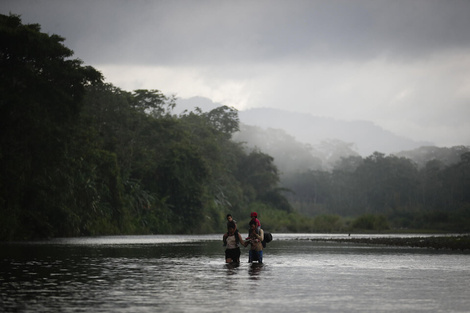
xmin=1 ymin=0 xmax=469 ymax=147
xmin=2 ymin=0 xmax=470 ymax=66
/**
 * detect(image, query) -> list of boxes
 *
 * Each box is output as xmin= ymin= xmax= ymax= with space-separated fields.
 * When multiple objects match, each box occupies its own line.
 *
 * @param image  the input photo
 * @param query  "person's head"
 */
xmin=250 ymin=212 xmax=258 ymax=220
xmin=226 ymin=214 xmax=233 ymax=222
xmin=249 ymin=220 xmax=257 ymax=230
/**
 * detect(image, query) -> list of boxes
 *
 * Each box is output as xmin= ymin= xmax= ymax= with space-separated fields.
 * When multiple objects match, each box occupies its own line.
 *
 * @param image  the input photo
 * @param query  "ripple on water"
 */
xmin=1 ymin=236 xmax=470 ymax=313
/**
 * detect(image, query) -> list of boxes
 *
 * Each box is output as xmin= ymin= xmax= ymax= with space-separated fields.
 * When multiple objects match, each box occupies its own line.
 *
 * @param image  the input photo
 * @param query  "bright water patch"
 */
xmin=1 ymin=235 xmax=469 ymax=313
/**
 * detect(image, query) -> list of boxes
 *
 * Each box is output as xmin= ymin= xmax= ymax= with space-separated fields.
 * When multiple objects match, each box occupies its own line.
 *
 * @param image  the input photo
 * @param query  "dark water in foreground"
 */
xmin=1 ymin=234 xmax=469 ymax=313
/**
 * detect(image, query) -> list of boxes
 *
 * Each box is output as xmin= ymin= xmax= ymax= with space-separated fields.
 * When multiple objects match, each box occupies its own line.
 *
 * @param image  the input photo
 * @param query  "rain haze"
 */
xmin=2 ymin=0 xmax=470 ymax=150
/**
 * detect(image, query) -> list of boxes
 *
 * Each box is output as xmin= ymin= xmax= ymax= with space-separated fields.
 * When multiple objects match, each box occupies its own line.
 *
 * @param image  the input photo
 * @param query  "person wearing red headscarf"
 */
xmin=250 ymin=212 xmax=261 ymax=231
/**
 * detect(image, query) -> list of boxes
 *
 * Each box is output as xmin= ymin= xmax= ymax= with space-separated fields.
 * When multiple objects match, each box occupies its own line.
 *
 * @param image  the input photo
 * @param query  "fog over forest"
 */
xmin=176 ymin=96 xmax=463 ymax=173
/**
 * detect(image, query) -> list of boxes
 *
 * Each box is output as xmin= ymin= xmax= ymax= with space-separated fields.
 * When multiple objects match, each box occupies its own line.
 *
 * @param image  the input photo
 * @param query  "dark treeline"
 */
xmin=2 ymin=15 xmax=470 ymax=240
xmin=0 ymin=14 xmax=290 ymax=240
xmin=235 ymin=118 xmax=470 ymax=232
xmin=282 ymin=151 xmax=470 ymax=232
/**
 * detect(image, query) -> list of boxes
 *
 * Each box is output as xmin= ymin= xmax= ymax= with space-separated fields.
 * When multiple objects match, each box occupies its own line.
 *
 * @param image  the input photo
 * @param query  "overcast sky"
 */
xmin=2 ymin=0 xmax=470 ymax=147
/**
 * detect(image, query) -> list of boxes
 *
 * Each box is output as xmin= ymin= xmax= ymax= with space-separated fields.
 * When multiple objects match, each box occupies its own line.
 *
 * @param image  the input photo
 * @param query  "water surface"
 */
xmin=1 ymin=234 xmax=469 ymax=312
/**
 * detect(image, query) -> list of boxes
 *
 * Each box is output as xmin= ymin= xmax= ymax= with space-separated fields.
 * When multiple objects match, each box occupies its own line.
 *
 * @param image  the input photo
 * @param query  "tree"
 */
xmin=203 ymin=105 xmax=239 ymax=137
xmin=0 ymin=14 xmax=102 ymax=239
xmin=440 ymin=152 xmax=470 ymax=208
xmin=133 ymin=89 xmax=176 ymax=117
xmin=233 ymin=124 xmax=324 ymax=174
xmin=419 ymin=159 xmax=445 ymax=209
xmin=236 ymin=149 xmax=286 ymax=208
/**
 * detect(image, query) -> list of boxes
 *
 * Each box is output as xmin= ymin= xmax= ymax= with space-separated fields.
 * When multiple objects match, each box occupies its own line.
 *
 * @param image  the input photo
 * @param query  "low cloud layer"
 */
xmin=2 ymin=0 xmax=470 ymax=147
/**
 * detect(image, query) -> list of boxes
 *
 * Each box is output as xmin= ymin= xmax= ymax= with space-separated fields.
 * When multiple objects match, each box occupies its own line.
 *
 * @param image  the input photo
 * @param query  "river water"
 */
xmin=1 ymin=234 xmax=469 ymax=313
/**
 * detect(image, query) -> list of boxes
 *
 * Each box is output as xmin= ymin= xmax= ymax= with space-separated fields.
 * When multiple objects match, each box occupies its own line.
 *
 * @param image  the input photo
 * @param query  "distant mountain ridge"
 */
xmin=238 ymin=108 xmax=432 ymax=156
xmin=175 ymin=96 xmax=432 ymax=156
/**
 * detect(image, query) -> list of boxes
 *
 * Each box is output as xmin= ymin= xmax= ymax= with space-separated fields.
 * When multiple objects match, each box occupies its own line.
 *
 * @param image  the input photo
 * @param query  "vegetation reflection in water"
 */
xmin=1 ymin=234 xmax=469 ymax=313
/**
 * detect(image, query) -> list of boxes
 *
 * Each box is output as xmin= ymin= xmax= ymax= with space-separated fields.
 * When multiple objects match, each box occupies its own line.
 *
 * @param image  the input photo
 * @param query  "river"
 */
xmin=1 ymin=234 xmax=469 ymax=312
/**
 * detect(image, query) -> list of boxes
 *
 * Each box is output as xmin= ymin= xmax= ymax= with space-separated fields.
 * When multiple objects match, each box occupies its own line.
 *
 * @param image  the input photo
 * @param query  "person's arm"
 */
xmin=238 ymin=232 xmax=245 ymax=246
xmin=243 ymin=232 xmax=252 ymax=247
xmin=223 ymin=233 xmax=228 ymax=245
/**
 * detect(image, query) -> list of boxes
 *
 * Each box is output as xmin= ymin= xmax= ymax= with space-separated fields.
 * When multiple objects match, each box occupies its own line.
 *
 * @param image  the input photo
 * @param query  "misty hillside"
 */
xmin=396 ymin=145 xmax=470 ymax=168
xmin=175 ymin=96 xmax=432 ymax=156
xmin=238 ymin=108 xmax=432 ymax=156
xmin=233 ymin=124 xmax=361 ymax=173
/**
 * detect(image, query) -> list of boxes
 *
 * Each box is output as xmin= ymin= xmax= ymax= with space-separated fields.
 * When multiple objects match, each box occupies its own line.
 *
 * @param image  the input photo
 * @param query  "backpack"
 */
xmin=264 ymin=232 xmax=273 ymax=243
xmin=262 ymin=231 xmax=273 ymax=248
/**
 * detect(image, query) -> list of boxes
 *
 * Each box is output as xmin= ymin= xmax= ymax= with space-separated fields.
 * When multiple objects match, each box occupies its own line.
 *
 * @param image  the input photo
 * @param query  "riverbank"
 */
xmin=309 ymin=235 xmax=470 ymax=251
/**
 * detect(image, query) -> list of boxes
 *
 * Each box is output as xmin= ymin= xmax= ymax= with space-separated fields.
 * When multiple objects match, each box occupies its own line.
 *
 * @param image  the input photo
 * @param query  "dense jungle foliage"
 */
xmin=1 ymin=15 xmax=469 ymax=240
xmin=0 ymin=14 xmax=291 ymax=240
xmin=282 ymin=151 xmax=470 ymax=232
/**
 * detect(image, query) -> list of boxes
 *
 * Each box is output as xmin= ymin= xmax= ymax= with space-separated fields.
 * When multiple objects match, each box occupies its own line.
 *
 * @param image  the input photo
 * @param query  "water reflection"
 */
xmin=225 ymin=262 xmax=240 ymax=276
xmin=248 ymin=263 xmax=264 ymax=279
xmin=1 ymin=235 xmax=469 ymax=313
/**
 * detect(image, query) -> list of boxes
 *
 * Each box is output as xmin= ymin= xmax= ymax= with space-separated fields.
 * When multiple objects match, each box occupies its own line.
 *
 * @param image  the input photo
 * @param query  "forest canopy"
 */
xmin=0 ymin=14 xmax=290 ymax=240
xmin=1 ymin=14 xmax=469 ymax=240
